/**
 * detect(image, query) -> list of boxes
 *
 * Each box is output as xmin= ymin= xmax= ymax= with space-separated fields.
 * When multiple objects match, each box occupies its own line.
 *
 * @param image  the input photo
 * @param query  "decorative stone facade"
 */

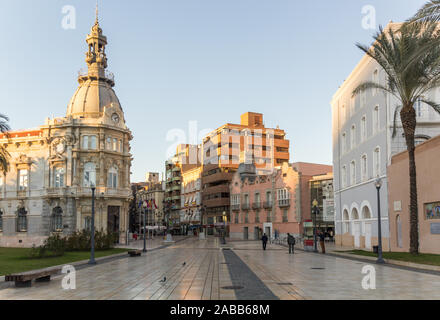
xmin=0 ymin=16 xmax=132 ymax=247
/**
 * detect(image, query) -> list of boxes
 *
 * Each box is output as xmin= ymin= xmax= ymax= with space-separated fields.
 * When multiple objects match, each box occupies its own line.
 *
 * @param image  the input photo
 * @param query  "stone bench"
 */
xmin=128 ymin=250 xmax=142 ymax=257
xmin=5 ymin=267 xmax=62 ymax=287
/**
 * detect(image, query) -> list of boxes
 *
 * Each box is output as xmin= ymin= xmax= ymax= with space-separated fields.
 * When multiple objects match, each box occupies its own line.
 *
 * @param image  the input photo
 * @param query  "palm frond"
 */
xmin=0 ymin=113 xmax=10 ymax=134
xmin=392 ymin=105 xmax=402 ymax=138
xmin=410 ymin=0 xmax=440 ymax=23
xmin=421 ymin=98 xmax=440 ymax=115
xmin=0 ymin=147 xmax=10 ymax=174
xmin=352 ymin=81 xmax=394 ymax=98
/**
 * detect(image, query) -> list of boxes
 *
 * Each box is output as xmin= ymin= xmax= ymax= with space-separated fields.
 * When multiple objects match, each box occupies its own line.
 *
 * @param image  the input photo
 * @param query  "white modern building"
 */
xmin=331 ymin=22 xmax=440 ymax=250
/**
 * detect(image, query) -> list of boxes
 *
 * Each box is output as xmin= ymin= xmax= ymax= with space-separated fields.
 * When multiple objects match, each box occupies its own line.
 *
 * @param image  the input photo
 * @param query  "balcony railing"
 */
xmin=231 ymin=204 xmax=240 ymax=211
xmin=241 ymin=203 xmax=250 ymax=210
xmin=263 ymin=201 xmax=273 ymax=209
xmin=252 ymin=202 xmax=261 ymax=209
xmin=278 ymin=199 xmax=290 ymax=207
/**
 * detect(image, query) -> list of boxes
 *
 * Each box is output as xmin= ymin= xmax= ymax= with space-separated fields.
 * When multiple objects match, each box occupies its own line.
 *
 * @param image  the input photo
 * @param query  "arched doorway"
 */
xmin=351 ymin=208 xmax=360 ymax=248
xmin=362 ymin=206 xmax=372 ymax=249
xmin=343 ymin=209 xmax=349 ymax=234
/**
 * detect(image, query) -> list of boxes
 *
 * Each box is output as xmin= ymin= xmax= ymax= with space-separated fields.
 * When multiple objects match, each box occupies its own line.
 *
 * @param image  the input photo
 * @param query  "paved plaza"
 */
xmin=1 ymin=237 xmax=440 ymax=300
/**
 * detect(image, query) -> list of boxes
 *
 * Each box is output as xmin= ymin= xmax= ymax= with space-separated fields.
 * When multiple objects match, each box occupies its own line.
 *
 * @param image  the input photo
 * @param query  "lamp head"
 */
xmin=375 ymin=177 xmax=382 ymax=189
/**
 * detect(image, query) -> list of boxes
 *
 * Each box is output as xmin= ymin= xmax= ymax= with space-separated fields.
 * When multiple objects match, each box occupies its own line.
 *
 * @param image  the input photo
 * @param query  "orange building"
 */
xmin=201 ymin=112 xmax=290 ymax=235
xmin=388 ymin=134 xmax=440 ymax=254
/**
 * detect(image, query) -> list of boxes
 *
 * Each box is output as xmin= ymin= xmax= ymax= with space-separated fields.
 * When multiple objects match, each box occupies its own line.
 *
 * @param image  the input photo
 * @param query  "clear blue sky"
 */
xmin=0 ymin=0 xmax=426 ymax=182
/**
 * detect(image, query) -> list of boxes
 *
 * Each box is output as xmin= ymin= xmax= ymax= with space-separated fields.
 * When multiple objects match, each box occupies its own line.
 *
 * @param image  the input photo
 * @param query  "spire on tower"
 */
xmin=95 ymin=0 xmax=99 ymax=25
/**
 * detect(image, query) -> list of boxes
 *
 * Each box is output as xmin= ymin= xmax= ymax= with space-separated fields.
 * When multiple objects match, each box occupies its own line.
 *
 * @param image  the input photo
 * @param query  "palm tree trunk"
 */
xmin=400 ymin=106 xmax=419 ymax=255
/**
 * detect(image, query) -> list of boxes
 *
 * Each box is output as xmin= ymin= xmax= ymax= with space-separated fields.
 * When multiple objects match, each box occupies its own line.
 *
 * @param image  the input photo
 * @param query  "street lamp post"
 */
xmin=89 ymin=183 xmax=96 ymax=265
xmin=312 ymin=199 xmax=319 ymax=253
xmin=142 ymin=201 xmax=147 ymax=253
xmin=375 ymin=177 xmax=385 ymax=264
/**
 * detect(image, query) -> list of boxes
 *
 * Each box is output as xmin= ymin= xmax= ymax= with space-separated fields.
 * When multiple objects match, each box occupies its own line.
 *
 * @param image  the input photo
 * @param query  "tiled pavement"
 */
xmin=1 ymin=238 xmax=440 ymax=300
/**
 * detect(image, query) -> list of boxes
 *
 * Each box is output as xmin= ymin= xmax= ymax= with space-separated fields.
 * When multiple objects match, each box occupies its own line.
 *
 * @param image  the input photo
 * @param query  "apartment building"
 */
xmin=201 ymin=112 xmax=290 ymax=235
xmin=180 ymin=166 xmax=202 ymax=235
xmin=229 ymin=163 xmax=300 ymax=240
xmin=164 ymin=144 xmax=200 ymax=234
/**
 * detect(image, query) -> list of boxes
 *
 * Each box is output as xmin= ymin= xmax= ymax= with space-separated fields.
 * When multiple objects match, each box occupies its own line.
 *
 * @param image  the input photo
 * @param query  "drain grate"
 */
xmin=277 ymin=282 xmax=293 ymax=286
xmin=222 ymin=286 xmax=244 ymax=290
xmin=311 ymin=267 xmax=325 ymax=270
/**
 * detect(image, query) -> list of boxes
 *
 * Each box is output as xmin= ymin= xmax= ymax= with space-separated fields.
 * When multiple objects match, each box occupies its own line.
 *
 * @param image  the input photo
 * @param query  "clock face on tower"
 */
xmin=111 ymin=113 xmax=120 ymax=124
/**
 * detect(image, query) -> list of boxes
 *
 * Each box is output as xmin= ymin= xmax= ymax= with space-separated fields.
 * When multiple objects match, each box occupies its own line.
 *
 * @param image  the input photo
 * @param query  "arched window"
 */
xmin=350 ymin=161 xmax=356 ymax=185
xmin=84 ymin=162 xmax=96 ymax=187
xmin=361 ymin=116 xmax=367 ymax=142
xmin=54 ymin=167 xmax=65 ymax=188
xmin=107 ymin=166 xmax=118 ymax=188
xmin=362 ymin=206 xmax=371 ymax=219
xmin=373 ymin=147 xmax=380 ymax=177
xmin=342 ymin=132 xmax=347 ymax=153
xmin=17 ymin=207 xmax=27 ymax=232
xmin=341 ymin=165 xmax=347 ymax=188
xmin=361 ymin=154 xmax=368 ymax=181
xmin=351 ymin=125 xmax=356 ymax=149
xmin=372 ymin=69 xmax=379 ymax=96
xmin=373 ymin=105 xmax=380 ymax=134
xmin=52 ymin=207 xmax=63 ymax=232
xmin=351 ymin=208 xmax=359 ymax=220
xmin=0 ymin=209 xmax=3 ymax=232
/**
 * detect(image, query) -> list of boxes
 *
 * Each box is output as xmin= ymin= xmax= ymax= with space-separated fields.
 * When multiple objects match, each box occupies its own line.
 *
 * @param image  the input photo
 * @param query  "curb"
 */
xmin=330 ymin=251 xmax=440 ymax=273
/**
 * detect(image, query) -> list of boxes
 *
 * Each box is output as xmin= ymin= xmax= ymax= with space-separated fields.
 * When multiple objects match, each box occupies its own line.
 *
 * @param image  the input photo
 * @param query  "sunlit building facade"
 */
xmin=0 ymin=16 xmax=132 ymax=247
xmin=331 ymin=23 xmax=440 ymax=250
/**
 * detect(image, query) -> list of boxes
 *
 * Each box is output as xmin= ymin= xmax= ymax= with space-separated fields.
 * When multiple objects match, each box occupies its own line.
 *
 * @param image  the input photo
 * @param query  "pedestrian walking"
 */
xmin=319 ymin=230 xmax=326 ymax=254
xmin=287 ymin=233 xmax=295 ymax=254
xmin=262 ymin=233 xmax=268 ymax=251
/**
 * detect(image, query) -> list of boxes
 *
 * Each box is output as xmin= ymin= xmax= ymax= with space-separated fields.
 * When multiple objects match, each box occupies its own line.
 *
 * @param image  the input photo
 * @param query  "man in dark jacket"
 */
xmin=287 ymin=233 xmax=295 ymax=254
xmin=262 ymin=233 xmax=268 ymax=250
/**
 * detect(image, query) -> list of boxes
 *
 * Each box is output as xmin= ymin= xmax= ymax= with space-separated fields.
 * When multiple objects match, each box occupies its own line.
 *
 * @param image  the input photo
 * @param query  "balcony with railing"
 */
xmin=252 ymin=202 xmax=261 ymax=210
xmin=241 ymin=203 xmax=250 ymax=210
xmin=278 ymin=199 xmax=290 ymax=207
xmin=231 ymin=204 xmax=240 ymax=211
xmin=263 ymin=201 xmax=273 ymax=209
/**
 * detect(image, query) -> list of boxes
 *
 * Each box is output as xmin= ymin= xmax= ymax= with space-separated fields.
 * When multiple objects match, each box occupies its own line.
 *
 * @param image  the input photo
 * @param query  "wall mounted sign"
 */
xmin=425 ymin=202 xmax=440 ymax=220
xmin=430 ymin=223 xmax=440 ymax=235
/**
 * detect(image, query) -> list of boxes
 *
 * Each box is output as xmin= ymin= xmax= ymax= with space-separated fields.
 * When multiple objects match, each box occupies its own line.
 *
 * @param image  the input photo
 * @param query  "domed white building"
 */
xmin=0 ymin=15 xmax=132 ymax=247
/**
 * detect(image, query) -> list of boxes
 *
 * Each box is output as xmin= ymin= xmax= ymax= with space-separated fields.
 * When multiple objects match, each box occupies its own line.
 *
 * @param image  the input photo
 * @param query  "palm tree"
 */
xmin=352 ymin=22 xmax=440 ymax=255
xmin=0 ymin=113 xmax=10 ymax=174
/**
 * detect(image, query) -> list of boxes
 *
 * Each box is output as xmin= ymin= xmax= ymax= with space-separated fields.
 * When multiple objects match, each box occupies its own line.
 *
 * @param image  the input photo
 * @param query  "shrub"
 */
xmin=27 ymin=230 xmax=118 ymax=259
xmin=28 ymin=234 xmax=65 ymax=259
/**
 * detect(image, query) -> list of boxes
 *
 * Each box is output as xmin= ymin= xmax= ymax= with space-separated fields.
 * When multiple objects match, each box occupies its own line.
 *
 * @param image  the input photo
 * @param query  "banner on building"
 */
xmin=323 ymin=199 xmax=335 ymax=222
